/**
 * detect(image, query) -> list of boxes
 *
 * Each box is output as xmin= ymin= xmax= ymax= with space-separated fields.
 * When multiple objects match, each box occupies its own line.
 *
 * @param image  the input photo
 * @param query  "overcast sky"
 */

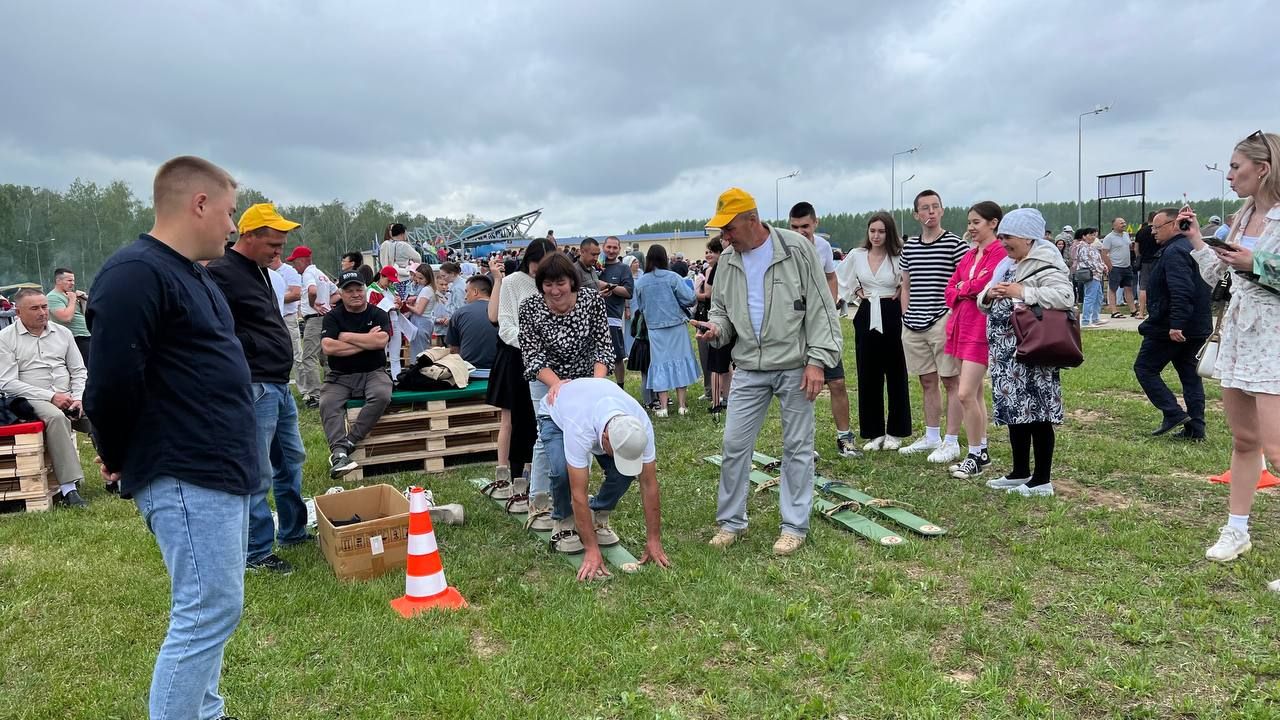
xmin=3 ymin=0 xmax=1276 ymax=235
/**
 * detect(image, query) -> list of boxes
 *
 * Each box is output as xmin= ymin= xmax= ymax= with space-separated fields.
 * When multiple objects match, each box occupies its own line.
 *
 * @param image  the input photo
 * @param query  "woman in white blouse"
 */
xmin=837 ymin=211 xmax=912 ymax=450
xmin=1182 ymin=131 xmax=1280 ymax=584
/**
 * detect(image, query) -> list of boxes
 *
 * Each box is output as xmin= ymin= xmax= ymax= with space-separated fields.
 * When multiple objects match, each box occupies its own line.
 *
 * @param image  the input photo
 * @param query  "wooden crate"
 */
xmin=344 ymin=395 xmax=499 ymax=481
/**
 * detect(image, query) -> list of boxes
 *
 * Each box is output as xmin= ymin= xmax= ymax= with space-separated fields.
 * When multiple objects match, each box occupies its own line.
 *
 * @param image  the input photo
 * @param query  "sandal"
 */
xmin=1110 ymin=312 xmax=1126 ymax=319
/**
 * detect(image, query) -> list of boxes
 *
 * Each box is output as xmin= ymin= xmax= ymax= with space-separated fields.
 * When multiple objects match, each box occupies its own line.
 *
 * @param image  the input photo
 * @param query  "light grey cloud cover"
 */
xmin=2 ymin=0 xmax=1276 ymax=234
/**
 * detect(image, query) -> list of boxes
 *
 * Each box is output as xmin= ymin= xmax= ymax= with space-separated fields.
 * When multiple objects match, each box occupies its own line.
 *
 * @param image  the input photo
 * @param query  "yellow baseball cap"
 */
xmin=238 ymin=203 xmax=301 ymax=234
xmin=708 ymin=187 xmax=757 ymax=228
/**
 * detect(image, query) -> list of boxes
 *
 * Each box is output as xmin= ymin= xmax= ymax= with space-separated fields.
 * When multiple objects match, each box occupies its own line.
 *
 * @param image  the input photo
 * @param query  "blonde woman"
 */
xmin=1182 ymin=131 xmax=1280 ymax=581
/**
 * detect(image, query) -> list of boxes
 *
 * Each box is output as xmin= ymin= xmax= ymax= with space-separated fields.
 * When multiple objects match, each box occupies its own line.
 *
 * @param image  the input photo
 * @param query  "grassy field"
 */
xmin=2 ymin=328 xmax=1279 ymax=719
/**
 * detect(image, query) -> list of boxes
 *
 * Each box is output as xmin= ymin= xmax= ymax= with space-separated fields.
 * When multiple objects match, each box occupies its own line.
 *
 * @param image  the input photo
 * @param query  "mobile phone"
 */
xmin=1204 ymin=236 xmax=1240 ymax=251
xmin=1178 ymin=203 xmax=1193 ymax=232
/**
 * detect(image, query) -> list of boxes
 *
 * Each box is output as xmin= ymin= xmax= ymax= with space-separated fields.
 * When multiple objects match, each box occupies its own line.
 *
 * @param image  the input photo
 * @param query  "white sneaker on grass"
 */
xmin=986 ymin=475 xmax=1031 ymax=489
xmin=1268 ymin=579 xmax=1280 ymax=593
xmin=1006 ymin=482 xmax=1053 ymax=497
xmin=1205 ymin=526 xmax=1252 ymax=562
xmin=899 ymin=436 xmax=941 ymax=455
xmin=881 ymin=436 xmax=903 ymax=451
xmin=863 ymin=436 xmax=885 ymax=452
xmin=928 ymin=441 xmax=963 ymax=464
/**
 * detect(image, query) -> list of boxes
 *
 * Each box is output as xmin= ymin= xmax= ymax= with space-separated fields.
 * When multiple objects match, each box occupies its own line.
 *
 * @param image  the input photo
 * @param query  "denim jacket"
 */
xmin=634 ymin=268 xmax=695 ymax=329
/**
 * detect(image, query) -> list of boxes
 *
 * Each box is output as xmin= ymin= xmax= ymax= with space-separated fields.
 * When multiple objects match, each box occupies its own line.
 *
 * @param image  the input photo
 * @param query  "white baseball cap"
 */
xmin=605 ymin=414 xmax=648 ymax=477
xmin=1062 ymin=225 xmax=1074 ymax=232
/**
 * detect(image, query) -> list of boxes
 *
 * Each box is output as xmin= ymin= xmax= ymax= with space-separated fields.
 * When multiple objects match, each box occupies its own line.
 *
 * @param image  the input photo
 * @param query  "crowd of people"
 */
xmin=1 ymin=130 xmax=1276 ymax=719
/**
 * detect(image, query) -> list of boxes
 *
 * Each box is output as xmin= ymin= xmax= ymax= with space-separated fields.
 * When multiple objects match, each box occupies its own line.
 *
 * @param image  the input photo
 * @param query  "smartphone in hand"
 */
xmin=1204 ymin=236 xmax=1241 ymax=252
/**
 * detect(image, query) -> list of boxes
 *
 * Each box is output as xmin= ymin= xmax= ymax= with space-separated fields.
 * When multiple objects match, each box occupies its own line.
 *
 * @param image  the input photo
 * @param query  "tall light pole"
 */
xmin=1205 ymin=163 xmax=1226 ymax=219
xmin=898 ymin=174 xmax=915 ymax=231
xmin=891 ymin=146 xmax=918 ymax=214
xmin=775 ymin=170 xmax=799 ymax=223
xmin=1077 ymin=104 xmax=1110 ymax=227
xmin=18 ymin=237 xmax=56 ymax=284
xmin=1035 ymin=171 xmax=1052 ymax=204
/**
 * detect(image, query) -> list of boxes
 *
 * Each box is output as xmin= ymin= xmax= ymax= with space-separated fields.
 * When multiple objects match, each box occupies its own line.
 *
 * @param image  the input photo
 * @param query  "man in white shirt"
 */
xmin=0 ymin=289 xmax=91 ymax=506
xmin=539 ymin=378 xmax=669 ymax=581
xmin=789 ymin=201 xmax=858 ymax=458
xmin=271 ymin=255 xmax=303 ymax=363
xmin=288 ymin=245 xmax=333 ymax=407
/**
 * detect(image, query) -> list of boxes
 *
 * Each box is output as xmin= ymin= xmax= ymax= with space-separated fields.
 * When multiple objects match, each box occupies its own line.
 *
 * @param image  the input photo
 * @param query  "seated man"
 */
xmin=539 ymin=377 xmax=670 ymax=581
xmin=319 ymin=271 xmax=393 ymax=479
xmin=445 ymin=275 xmax=499 ymax=369
xmin=0 ymin=289 xmax=92 ymax=506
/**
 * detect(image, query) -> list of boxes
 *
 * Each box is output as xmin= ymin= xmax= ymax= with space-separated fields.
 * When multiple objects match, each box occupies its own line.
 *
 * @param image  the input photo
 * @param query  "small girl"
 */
xmin=430 ymin=273 xmax=452 ymax=345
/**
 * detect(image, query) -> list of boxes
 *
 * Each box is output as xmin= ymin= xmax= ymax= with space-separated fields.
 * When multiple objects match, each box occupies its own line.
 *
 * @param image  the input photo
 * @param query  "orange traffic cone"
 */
xmin=390 ymin=487 xmax=467 ymax=618
xmin=1209 ymin=469 xmax=1280 ymax=489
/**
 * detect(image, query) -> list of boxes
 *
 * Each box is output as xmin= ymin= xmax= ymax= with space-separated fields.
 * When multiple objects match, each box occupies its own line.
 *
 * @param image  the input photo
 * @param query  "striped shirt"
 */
xmin=900 ymin=231 xmax=967 ymax=330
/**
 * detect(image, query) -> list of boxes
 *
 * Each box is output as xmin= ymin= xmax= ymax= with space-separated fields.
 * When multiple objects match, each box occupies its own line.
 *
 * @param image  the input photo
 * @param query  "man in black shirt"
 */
xmin=208 ymin=202 xmax=308 ymax=575
xmin=1135 ymin=212 xmax=1158 ymax=318
xmin=597 ymin=236 xmax=634 ymax=386
xmin=85 ymin=155 xmax=254 ymax=720
xmin=320 ymin=271 xmax=393 ymax=478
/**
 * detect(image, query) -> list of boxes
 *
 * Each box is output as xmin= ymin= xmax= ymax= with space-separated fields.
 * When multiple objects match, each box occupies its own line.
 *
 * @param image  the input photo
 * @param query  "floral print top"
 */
xmin=518 ymin=289 xmax=615 ymax=381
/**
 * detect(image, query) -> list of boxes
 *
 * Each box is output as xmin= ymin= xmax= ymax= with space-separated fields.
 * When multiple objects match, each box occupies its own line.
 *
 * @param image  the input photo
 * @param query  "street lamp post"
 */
xmin=1035 ymin=171 xmax=1052 ymax=204
xmin=1077 ymin=104 xmax=1110 ymax=227
xmin=898 ymin=174 xmax=915 ymax=231
xmin=775 ymin=170 xmax=800 ymax=223
xmin=1205 ymin=163 xmax=1226 ymax=219
xmin=17 ymin=237 xmax=56 ymax=284
xmin=891 ymin=146 xmax=918 ymax=215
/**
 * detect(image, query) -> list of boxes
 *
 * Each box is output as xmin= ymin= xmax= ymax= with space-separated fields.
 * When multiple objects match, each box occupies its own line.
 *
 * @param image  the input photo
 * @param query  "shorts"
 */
xmin=902 ymin=319 xmax=959 ymax=378
xmin=1108 ymin=266 xmax=1135 ymax=291
xmin=1139 ymin=263 xmax=1154 ymax=292
xmin=823 ymin=359 xmax=845 ymax=382
xmin=608 ymin=325 xmax=626 ymax=361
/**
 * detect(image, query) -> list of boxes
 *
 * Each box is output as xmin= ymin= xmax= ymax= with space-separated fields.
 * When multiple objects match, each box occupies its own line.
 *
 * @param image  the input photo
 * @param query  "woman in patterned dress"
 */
xmin=1184 ymin=131 xmax=1280 ymax=581
xmin=976 ymin=208 xmax=1075 ymax=497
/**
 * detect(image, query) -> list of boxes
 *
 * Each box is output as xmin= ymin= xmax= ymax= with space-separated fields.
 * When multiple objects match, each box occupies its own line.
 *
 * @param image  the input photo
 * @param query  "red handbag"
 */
xmin=1012 ymin=303 xmax=1083 ymax=368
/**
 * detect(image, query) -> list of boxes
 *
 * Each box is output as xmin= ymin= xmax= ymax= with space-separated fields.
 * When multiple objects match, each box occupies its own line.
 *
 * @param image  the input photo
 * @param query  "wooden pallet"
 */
xmin=345 ymin=396 xmax=500 ymax=433
xmin=344 ymin=395 xmax=500 ymax=481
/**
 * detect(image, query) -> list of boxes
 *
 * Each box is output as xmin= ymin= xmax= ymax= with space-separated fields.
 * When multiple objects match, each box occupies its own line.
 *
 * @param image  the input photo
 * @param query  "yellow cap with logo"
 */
xmin=238 ymin=203 xmax=301 ymax=234
xmin=708 ymin=188 xmax=757 ymax=228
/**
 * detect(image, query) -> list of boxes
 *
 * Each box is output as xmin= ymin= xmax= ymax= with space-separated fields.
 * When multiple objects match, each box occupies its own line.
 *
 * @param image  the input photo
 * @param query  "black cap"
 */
xmin=338 ymin=270 xmax=364 ymax=288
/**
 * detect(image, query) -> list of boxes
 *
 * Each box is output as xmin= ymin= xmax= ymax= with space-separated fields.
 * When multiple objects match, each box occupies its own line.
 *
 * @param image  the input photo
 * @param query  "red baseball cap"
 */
xmin=285 ymin=246 xmax=312 ymax=261
xmin=379 ymin=265 xmax=399 ymax=280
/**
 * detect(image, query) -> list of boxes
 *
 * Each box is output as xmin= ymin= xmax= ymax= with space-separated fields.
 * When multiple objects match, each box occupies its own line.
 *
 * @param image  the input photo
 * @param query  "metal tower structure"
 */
xmin=408 ymin=208 xmax=543 ymax=250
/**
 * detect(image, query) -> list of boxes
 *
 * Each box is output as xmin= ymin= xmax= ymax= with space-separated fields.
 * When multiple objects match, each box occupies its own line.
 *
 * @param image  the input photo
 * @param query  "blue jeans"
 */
xmin=133 ymin=476 xmax=249 ymax=720
xmin=539 ymin=415 xmax=634 ymax=520
xmin=248 ymin=383 xmax=308 ymax=562
xmin=1083 ymin=279 xmax=1102 ymax=325
xmin=529 ymin=380 xmax=551 ymax=495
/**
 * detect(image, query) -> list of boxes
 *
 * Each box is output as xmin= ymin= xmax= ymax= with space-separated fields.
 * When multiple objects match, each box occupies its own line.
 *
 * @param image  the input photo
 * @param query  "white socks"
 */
xmin=59 ymin=482 xmax=77 ymax=496
xmin=943 ymin=434 xmax=958 ymax=446
xmin=925 ymin=427 xmax=941 ymax=443
xmin=1228 ymin=514 xmax=1250 ymax=533
xmin=968 ymin=445 xmax=983 ymax=456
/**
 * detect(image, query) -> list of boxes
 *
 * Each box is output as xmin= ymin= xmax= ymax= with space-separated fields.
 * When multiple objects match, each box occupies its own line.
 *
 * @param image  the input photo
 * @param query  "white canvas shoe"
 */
xmin=986 ymin=475 xmax=1032 ymax=489
xmin=1205 ymin=526 xmax=1252 ymax=562
xmin=880 ymin=436 xmax=903 ymax=451
xmin=1267 ymin=579 xmax=1280 ymax=593
xmin=927 ymin=441 xmax=963 ymax=464
xmin=1006 ymin=482 xmax=1053 ymax=497
xmin=899 ymin=436 xmax=941 ymax=455
xmin=863 ymin=436 xmax=885 ymax=452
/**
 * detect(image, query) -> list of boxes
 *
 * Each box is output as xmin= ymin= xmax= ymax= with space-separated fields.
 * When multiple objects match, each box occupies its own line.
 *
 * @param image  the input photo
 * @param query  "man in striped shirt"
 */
xmin=897 ymin=190 xmax=967 ymax=464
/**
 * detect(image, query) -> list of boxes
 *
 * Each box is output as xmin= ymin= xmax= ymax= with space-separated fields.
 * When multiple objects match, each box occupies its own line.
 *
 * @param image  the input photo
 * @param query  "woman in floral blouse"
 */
xmin=519 ymin=251 xmax=616 ymax=404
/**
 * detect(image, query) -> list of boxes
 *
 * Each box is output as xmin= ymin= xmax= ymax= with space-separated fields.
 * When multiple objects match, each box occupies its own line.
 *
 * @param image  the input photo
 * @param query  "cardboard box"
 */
xmin=314 ymin=484 xmax=410 ymax=581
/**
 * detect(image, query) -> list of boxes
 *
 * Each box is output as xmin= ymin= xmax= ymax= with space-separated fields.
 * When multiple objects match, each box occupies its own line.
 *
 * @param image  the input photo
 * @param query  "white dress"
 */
xmin=1191 ymin=202 xmax=1280 ymax=395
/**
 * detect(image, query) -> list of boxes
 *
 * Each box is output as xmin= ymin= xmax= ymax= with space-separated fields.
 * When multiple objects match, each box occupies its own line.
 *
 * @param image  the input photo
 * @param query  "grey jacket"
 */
xmin=978 ymin=239 xmax=1075 ymax=312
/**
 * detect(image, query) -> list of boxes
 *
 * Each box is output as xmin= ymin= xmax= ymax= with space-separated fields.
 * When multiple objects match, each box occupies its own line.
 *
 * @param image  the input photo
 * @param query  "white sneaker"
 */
xmin=1006 ymin=482 xmax=1053 ymax=497
xmin=1268 ymin=579 xmax=1280 ymax=593
xmin=899 ymin=436 xmax=941 ymax=455
xmin=863 ymin=436 xmax=885 ymax=452
xmin=927 ymin=441 xmax=963 ymax=464
xmin=655 ymin=408 xmax=668 ymax=418
xmin=881 ymin=436 xmax=902 ymax=451
xmin=986 ymin=475 xmax=1031 ymax=489
xmin=1205 ymin=526 xmax=1252 ymax=562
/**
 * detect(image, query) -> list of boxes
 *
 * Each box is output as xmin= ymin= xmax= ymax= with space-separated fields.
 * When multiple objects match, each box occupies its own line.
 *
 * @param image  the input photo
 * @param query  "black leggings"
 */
xmin=1008 ymin=422 xmax=1056 ymax=486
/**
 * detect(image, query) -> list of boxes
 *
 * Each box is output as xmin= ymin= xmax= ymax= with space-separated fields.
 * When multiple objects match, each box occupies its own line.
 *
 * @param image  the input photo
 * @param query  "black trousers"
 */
xmin=853 ymin=298 xmax=912 ymax=439
xmin=1009 ymin=422 xmax=1056 ymax=485
xmin=1133 ymin=334 xmax=1206 ymax=433
xmin=74 ymin=335 xmax=91 ymax=371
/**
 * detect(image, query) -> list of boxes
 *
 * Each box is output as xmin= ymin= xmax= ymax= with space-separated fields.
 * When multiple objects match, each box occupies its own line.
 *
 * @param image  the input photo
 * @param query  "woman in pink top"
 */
xmin=943 ymin=201 xmax=1007 ymax=477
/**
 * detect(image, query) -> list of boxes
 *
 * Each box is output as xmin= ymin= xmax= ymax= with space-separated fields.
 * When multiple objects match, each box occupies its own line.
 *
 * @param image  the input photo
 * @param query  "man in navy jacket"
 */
xmin=1135 ymin=207 xmax=1213 ymax=440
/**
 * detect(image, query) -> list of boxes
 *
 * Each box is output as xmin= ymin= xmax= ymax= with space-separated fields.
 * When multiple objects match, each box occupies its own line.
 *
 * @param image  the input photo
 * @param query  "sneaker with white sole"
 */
xmin=881 ymin=436 xmax=903 ymax=451
xmin=593 ymin=509 xmax=620 ymax=547
xmin=1205 ymin=525 xmax=1252 ymax=562
xmin=549 ymin=517 xmax=584 ymax=554
xmin=655 ymin=408 xmax=669 ymax=418
xmin=949 ymin=447 xmax=991 ymax=473
xmin=928 ymin=441 xmax=963 ymax=464
xmin=986 ymin=474 xmax=1032 ymax=489
xmin=1268 ymin=579 xmax=1280 ymax=593
xmin=837 ymin=434 xmax=863 ymax=458
xmin=899 ymin=436 xmax=941 ymax=455
xmin=525 ymin=492 xmax=554 ymax=532
xmin=328 ymin=450 xmax=358 ymax=479
xmin=772 ymin=532 xmax=805 ymax=556
xmin=863 ymin=436 xmax=885 ymax=452
xmin=950 ymin=453 xmax=985 ymax=479
xmin=709 ymin=527 xmax=744 ymax=548
xmin=1006 ymin=482 xmax=1053 ymax=497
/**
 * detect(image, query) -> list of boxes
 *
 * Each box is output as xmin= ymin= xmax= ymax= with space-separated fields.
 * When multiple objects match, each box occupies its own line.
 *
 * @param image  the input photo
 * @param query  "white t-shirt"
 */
xmin=268 ymin=267 xmax=287 ymax=316
xmin=541 ymin=378 xmax=656 ymax=471
xmin=739 ymin=234 xmax=774 ymax=338
xmin=461 ymin=261 xmax=478 ymax=277
xmin=277 ymin=263 xmax=302 ymax=315
xmin=300 ymin=265 xmax=331 ymax=317
xmin=813 ymin=235 xmax=836 ymax=274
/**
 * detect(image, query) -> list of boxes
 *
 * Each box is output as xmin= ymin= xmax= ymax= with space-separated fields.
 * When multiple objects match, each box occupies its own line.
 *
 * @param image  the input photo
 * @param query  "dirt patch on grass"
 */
xmin=1067 ymin=409 xmax=1105 ymax=424
xmin=471 ymin=630 xmax=506 ymax=660
xmin=1054 ymin=477 xmax=1138 ymax=510
xmin=945 ymin=669 xmax=978 ymax=685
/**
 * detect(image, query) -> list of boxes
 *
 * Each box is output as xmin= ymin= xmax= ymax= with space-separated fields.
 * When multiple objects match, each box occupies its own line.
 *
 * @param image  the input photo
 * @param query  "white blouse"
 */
xmin=497 ymin=271 xmax=538 ymax=347
xmin=836 ymin=248 xmax=902 ymax=332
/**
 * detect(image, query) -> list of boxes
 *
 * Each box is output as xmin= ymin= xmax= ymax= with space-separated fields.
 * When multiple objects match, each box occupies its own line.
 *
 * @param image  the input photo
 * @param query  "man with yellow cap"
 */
xmin=694 ymin=188 xmax=842 ymax=556
xmin=208 ymin=202 xmax=310 ymax=574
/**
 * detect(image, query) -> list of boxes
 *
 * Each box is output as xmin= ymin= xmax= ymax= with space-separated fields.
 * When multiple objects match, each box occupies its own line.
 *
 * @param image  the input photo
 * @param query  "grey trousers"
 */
xmin=716 ymin=367 xmax=815 ymax=536
xmin=283 ymin=313 xmax=301 ymax=366
xmin=319 ymin=370 xmax=393 ymax=452
xmin=297 ymin=316 xmax=324 ymax=400
xmin=30 ymin=398 xmax=92 ymax=486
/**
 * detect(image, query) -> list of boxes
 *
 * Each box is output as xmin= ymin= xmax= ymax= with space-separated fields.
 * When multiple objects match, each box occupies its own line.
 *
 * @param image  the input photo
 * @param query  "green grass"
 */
xmin=3 ymin=328 xmax=1279 ymax=719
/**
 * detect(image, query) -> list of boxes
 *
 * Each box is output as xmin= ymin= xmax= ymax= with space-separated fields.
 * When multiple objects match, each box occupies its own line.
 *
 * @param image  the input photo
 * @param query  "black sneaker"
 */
xmin=104 ymin=480 xmax=120 ymax=495
xmin=304 ymin=397 xmax=320 ymax=409
xmin=329 ymin=450 xmax=358 ymax=478
xmin=836 ymin=434 xmax=863 ymax=458
xmin=247 ymin=553 xmax=294 ymax=575
xmin=950 ymin=453 xmax=986 ymax=479
xmin=55 ymin=489 xmax=89 ymax=508
xmin=278 ymin=532 xmax=316 ymax=548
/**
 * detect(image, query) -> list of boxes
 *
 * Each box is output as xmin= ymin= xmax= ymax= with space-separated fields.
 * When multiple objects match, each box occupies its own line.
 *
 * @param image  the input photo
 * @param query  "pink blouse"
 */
xmin=944 ymin=240 xmax=1008 ymax=358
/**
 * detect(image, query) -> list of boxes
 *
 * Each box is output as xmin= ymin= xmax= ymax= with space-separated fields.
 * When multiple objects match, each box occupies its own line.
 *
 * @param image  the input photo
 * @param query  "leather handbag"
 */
xmin=1011 ymin=303 xmax=1084 ymax=368
xmin=1196 ymin=301 xmax=1227 ymax=378
xmin=1072 ymin=268 xmax=1094 ymax=283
